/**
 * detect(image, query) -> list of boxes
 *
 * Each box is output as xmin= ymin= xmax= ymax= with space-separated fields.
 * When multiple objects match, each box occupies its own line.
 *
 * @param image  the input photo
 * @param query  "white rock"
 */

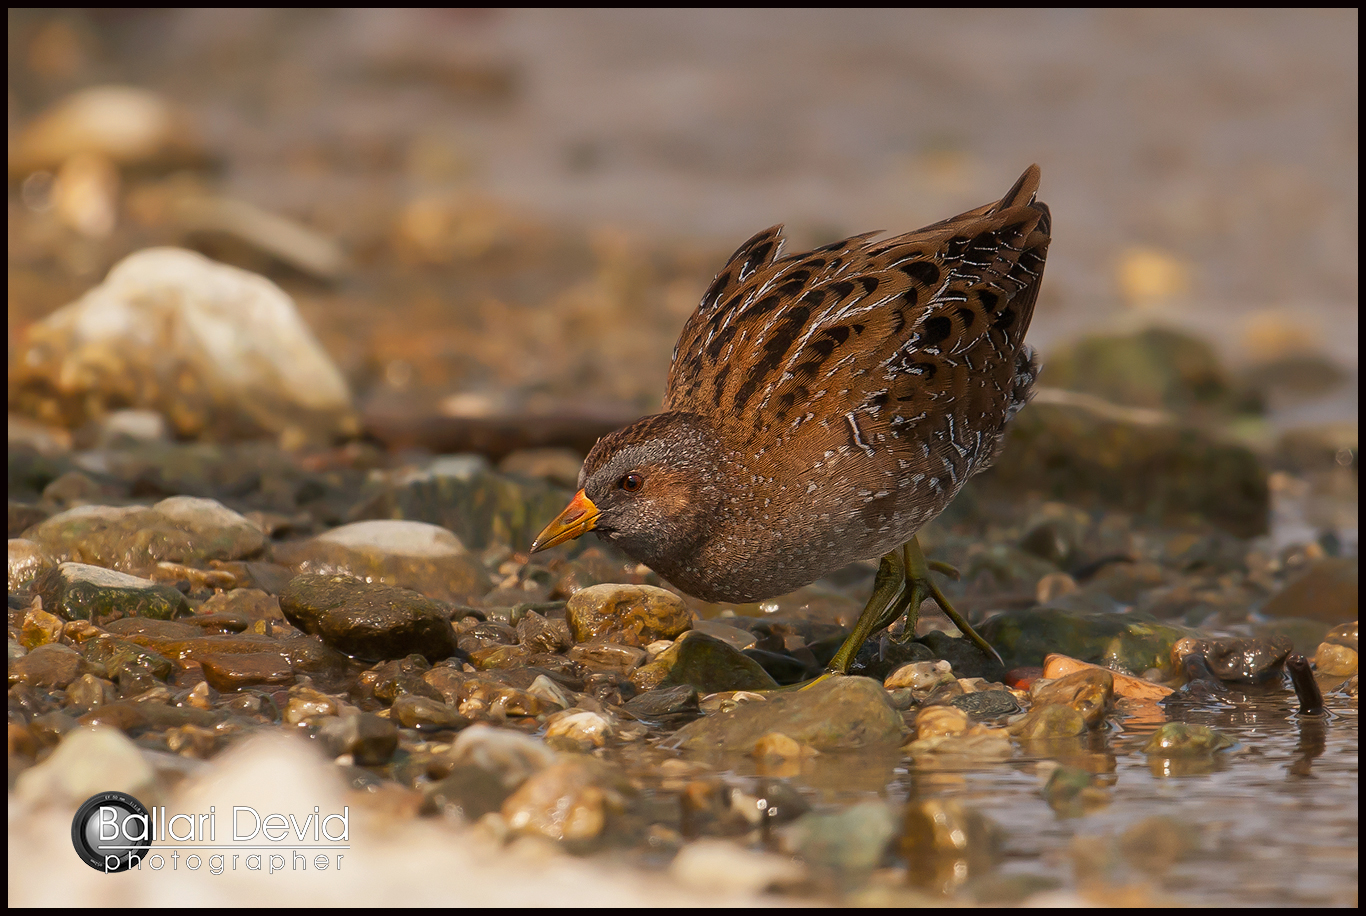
xmin=316 ymin=520 xmax=467 ymax=556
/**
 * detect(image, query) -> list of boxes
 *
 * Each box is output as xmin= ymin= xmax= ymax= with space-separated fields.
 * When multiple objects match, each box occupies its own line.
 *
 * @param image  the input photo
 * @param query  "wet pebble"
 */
xmin=545 ymin=709 xmax=614 ymax=748
xmin=565 ymin=583 xmax=694 ymax=647
xmin=316 ymin=712 xmax=399 ymax=765
xmin=502 ymin=758 xmax=621 ymax=842
xmin=1142 ymin=722 xmax=1235 ymax=756
xmin=884 ymin=659 xmax=955 ymax=694
xmin=630 ymin=631 xmax=777 ymax=694
xmin=1029 ymin=667 xmax=1114 ymax=727
xmin=24 ymin=498 xmax=266 ymax=574
xmin=781 ymin=801 xmax=898 ymax=875
xmin=622 ymin=684 xmax=700 ymax=724
xmin=9 ymin=642 xmax=88 ymax=689
xmin=1260 ymin=557 xmax=1357 ymax=624
xmin=32 ymin=562 xmax=189 ymax=624
xmin=198 ymin=650 xmax=294 ymax=691
xmin=1008 ymin=704 xmax=1087 ymax=740
xmin=280 ymin=573 xmax=458 ymax=661
xmin=672 ymin=675 xmax=903 ymax=753
xmin=392 ymin=694 xmax=470 ymax=731
xmin=8 ymin=539 xmax=55 ymax=593
xmin=1170 ymin=634 xmax=1292 ymax=683
xmin=567 ymin=642 xmax=646 ymax=674
xmin=273 ymin=519 xmax=492 ymax=605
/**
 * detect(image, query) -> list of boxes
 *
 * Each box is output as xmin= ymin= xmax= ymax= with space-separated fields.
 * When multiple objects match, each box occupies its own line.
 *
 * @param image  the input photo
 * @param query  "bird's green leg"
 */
xmin=824 ymin=535 xmax=1001 ymax=675
xmin=901 ymin=537 xmax=1002 ymax=667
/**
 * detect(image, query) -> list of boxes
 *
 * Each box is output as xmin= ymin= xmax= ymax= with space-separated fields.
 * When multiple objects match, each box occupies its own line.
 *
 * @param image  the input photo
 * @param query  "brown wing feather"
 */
xmin=666 ymin=165 xmax=1050 ymax=535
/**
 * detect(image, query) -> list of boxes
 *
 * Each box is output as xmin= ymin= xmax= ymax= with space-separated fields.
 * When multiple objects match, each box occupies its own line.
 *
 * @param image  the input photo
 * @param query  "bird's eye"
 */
xmin=618 ymin=473 xmax=644 ymax=493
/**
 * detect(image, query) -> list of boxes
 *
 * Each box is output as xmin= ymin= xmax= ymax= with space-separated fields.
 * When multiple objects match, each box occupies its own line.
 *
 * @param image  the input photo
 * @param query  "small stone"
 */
xmin=671 ymin=675 xmax=903 ymax=753
xmin=9 ymin=642 xmax=86 ymax=688
xmin=901 ymin=798 xmax=1003 ymax=893
xmin=425 ymin=765 xmax=513 ymax=822
xmin=64 ymin=672 xmax=117 ymax=709
xmin=950 ymin=689 xmax=1021 ymax=720
xmin=9 ymin=539 xmax=55 ymax=593
xmin=273 ymin=520 xmax=492 ymax=605
xmin=782 ymin=802 xmax=898 ymax=875
xmin=1030 ymin=668 xmax=1114 ymax=728
xmin=630 ymin=631 xmax=777 ymax=694
xmin=13 ymin=725 xmax=155 ymax=806
xmin=567 ymin=642 xmax=646 ymax=674
xmin=1260 ymin=557 xmax=1357 ymax=624
xmin=545 ymin=710 xmax=613 ymax=748
xmin=1313 ymin=642 xmax=1358 ymax=677
xmin=280 ymin=573 xmax=458 ymax=661
xmin=19 ymin=606 xmax=65 ymax=649
xmin=565 ymin=583 xmax=694 ymax=647
xmin=198 ymin=651 xmax=294 ymax=691
xmin=516 ymin=611 xmax=571 ymax=653
xmin=1142 ymin=722 xmax=1235 ymax=756
xmin=752 ymin=731 xmax=816 ymax=761
xmin=1036 ymin=571 xmax=1080 ymax=604
xmin=392 ymin=694 xmax=470 ymax=731
xmin=24 ymin=498 xmax=265 ymax=574
xmin=1043 ymin=653 xmax=1173 ymax=701
xmin=622 ymin=684 xmax=701 ymax=723
xmin=316 ymin=713 xmax=398 ymax=765
xmin=32 ymin=562 xmax=189 ymax=624
xmin=11 ymin=247 xmax=355 ymax=444
xmin=1008 ymin=705 xmax=1087 ymax=740
xmin=526 ymin=675 xmax=573 ymax=710
xmin=502 ymin=759 xmax=617 ymax=841
xmin=884 ymin=659 xmax=955 ymax=692
xmin=448 ymin=724 xmax=556 ymax=790
xmin=669 ymin=839 xmax=806 ymax=894
xmin=1042 ymin=765 xmax=1111 ymax=817
xmin=283 ymin=687 xmax=339 ymax=725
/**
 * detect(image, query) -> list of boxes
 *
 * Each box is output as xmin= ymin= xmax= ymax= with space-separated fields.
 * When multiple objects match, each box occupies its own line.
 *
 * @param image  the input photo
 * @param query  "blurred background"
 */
xmin=8 ymin=8 xmax=1357 ymax=444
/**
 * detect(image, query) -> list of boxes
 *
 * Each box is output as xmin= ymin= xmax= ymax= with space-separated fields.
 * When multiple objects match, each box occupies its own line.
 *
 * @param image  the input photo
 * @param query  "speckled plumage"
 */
xmin=570 ymin=166 xmax=1051 ymax=603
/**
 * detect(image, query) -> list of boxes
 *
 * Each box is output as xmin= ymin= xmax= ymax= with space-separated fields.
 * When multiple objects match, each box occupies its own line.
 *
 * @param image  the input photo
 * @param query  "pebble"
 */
xmin=11 ymin=248 xmax=356 ymax=444
xmin=545 ymin=709 xmax=614 ymax=748
xmin=568 ymin=642 xmax=646 ymax=674
xmin=671 ymin=675 xmax=903 ymax=753
xmin=781 ymin=801 xmax=898 ymax=875
xmin=1142 ymin=722 xmax=1235 ymax=756
xmin=8 ymin=539 xmax=54 ymax=592
xmin=565 ymin=583 xmax=694 ymax=647
xmin=273 ymin=519 xmax=492 ymax=605
xmin=13 ymin=725 xmax=156 ymax=806
xmin=9 ymin=642 xmax=87 ymax=689
xmin=1030 ymin=667 xmax=1114 ymax=727
xmin=280 ymin=573 xmax=458 ymax=661
xmin=32 ymin=562 xmax=189 ymax=624
xmin=1260 ymin=557 xmax=1357 ymax=624
xmin=502 ymin=759 xmax=618 ymax=842
xmin=1043 ymin=653 xmax=1173 ymax=701
xmin=669 ymin=838 xmax=806 ymax=894
xmin=630 ymin=631 xmax=777 ymax=694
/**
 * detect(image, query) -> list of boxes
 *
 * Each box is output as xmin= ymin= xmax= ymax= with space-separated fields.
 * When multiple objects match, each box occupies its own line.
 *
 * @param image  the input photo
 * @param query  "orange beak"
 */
xmin=530 ymin=489 xmax=601 ymax=553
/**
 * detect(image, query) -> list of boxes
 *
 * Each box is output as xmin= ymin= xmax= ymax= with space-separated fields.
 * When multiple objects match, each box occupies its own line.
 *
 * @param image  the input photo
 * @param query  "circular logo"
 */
xmin=71 ymin=792 xmax=153 ymax=873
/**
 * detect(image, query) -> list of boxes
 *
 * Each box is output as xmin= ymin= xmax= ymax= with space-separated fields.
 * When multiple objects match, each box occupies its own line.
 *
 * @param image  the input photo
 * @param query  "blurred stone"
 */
xmin=901 ymin=799 xmax=1003 ymax=894
xmin=781 ymin=801 xmax=898 ymax=875
xmin=447 ymin=724 xmax=556 ymax=790
xmin=1116 ymin=249 xmax=1188 ymax=308
xmin=1118 ymin=816 xmax=1199 ymax=875
xmin=1019 ymin=503 xmax=1091 ymax=567
xmin=982 ymin=607 xmax=1197 ymax=674
xmin=12 ymin=725 xmax=155 ymax=807
xmin=172 ymin=194 xmax=346 ymax=280
xmin=23 ymin=497 xmax=265 ymax=574
xmin=348 ymin=455 xmax=573 ymax=551
xmin=9 ymin=642 xmax=87 ymax=689
xmin=498 ymin=448 xmax=585 ymax=489
xmin=566 ymin=583 xmax=694 ymax=646
xmin=8 ymin=85 xmax=207 ymax=176
xmin=972 ymin=397 xmax=1268 ymax=538
xmin=316 ymin=713 xmax=398 ymax=766
xmin=1142 ymin=722 xmax=1235 ymax=756
xmin=424 ymin=764 xmax=512 ymax=822
xmin=670 ymin=675 xmax=902 ymax=753
xmin=1323 ymin=620 xmax=1358 ymax=652
xmin=32 ymin=562 xmax=189 ymax=624
xmin=669 ymin=839 xmax=805 ymax=895
xmin=273 ymin=520 xmax=492 ymax=605
xmin=9 ymin=539 xmax=54 ymax=592
xmin=630 ymin=631 xmax=776 ymax=694
xmin=1042 ymin=765 xmax=1111 ymax=817
xmin=52 ymin=151 xmax=118 ymax=238
xmin=502 ymin=758 xmax=619 ymax=842
xmin=545 ymin=709 xmax=614 ymax=748
xmin=280 ymin=574 xmax=458 ymax=661
xmin=1260 ymin=558 xmax=1357 ymax=624
xmin=10 ymin=248 xmax=356 ymax=444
